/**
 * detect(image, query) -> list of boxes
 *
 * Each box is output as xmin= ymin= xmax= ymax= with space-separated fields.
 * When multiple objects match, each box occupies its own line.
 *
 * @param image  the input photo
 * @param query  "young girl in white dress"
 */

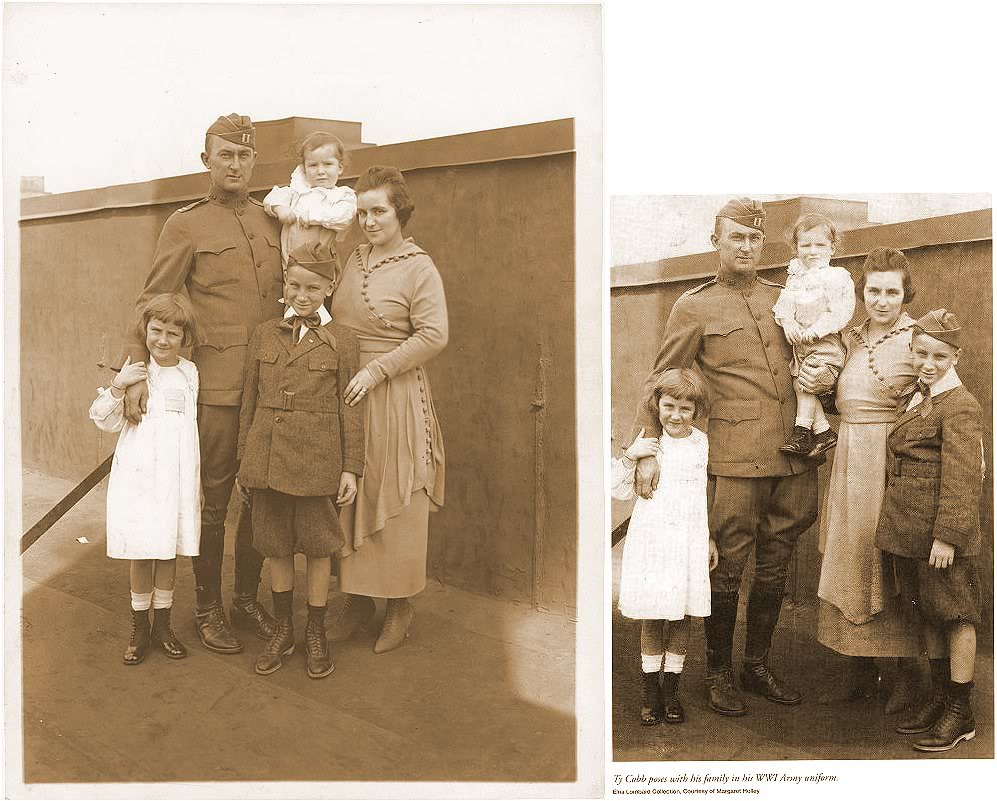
xmin=89 ymin=293 xmax=201 ymax=665
xmin=613 ymin=368 xmax=718 ymax=726
xmin=263 ymin=131 xmax=357 ymax=270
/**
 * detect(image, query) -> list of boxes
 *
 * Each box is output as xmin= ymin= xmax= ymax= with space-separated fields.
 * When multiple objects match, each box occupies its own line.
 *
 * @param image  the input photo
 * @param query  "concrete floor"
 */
xmin=17 ymin=469 xmax=576 ymax=783
xmin=611 ymin=539 xmax=994 ymax=762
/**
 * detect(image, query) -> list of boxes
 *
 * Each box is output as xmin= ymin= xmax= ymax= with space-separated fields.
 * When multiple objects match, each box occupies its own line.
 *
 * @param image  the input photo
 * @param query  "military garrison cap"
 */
xmin=716 ymin=197 xmax=766 ymax=232
xmin=288 ymin=242 xmax=338 ymax=282
xmin=913 ymin=308 xmax=962 ymax=349
xmin=206 ymin=113 xmax=256 ymax=149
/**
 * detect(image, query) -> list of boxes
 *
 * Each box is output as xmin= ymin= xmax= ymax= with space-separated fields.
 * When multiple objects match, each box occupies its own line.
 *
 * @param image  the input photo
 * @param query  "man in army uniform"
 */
xmin=632 ymin=198 xmax=818 ymax=716
xmin=121 ymin=114 xmax=284 ymax=653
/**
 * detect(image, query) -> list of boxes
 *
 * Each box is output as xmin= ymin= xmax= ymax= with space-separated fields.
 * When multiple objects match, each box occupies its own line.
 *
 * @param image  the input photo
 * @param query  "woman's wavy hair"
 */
xmin=644 ymin=368 xmax=711 ymax=421
xmin=131 ymin=293 xmax=200 ymax=348
xmin=354 ymin=165 xmax=415 ymax=227
xmin=857 ymin=246 xmax=916 ymax=305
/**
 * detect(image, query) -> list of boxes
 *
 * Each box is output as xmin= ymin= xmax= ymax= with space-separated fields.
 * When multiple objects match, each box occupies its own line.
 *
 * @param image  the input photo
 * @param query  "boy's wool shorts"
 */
xmin=888 ymin=552 xmax=982 ymax=628
xmin=251 ymin=488 xmax=345 ymax=558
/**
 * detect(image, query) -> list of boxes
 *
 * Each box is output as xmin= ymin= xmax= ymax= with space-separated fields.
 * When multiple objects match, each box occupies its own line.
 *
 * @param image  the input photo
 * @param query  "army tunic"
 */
xmin=634 ymin=271 xmax=819 ymax=596
xmin=123 ymin=191 xmax=285 ymax=407
xmin=636 ymin=273 xmax=810 ymax=478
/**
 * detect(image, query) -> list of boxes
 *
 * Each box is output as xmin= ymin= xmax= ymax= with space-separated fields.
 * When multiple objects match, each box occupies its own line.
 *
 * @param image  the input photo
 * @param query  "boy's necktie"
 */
xmin=283 ymin=313 xmax=336 ymax=350
xmin=916 ymin=381 xmax=933 ymax=417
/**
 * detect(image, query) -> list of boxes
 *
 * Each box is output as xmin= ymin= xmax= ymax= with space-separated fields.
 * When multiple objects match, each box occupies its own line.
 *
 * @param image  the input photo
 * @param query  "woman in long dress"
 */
xmin=328 ymin=165 xmax=448 ymax=653
xmin=812 ymin=247 xmax=922 ymax=707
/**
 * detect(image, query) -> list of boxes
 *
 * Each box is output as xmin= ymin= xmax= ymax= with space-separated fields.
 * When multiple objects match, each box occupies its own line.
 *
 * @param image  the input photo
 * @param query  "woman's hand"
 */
xmin=928 ymin=538 xmax=955 ymax=569
xmin=708 ymin=538 xmax=719 ymax=572
xmin=800 ymin=327 xmax=819 ymax=345
xmin=336 ymin=472 xmax=358 ymax=506
xmin=344 ymin=367 xmax=377 ymax=407
xmin=624 ymin=428 xmax=659 ymax=461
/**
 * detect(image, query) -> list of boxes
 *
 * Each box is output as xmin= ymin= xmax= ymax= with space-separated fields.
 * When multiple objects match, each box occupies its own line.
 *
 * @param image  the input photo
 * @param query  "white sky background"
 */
xmin=611 ymin=193 xmax=993 ymax=265
xmin=3 ymin=3 xmax=599 ymax=193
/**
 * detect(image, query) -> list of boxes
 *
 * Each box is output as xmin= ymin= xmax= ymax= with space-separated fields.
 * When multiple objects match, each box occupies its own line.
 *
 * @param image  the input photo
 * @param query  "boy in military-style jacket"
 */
xmin=238 ymin=242 xmax=365 ymax=679
xmin=876 ymin=309 xmax=984 ymax=753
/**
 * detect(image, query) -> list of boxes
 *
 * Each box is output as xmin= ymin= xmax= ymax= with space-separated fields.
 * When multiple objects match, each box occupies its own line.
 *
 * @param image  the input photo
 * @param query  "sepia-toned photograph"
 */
xmin=610 ymin=194 xmax=993 ymax=762
xmin=4 ymin=3 xmax=602 ymax=795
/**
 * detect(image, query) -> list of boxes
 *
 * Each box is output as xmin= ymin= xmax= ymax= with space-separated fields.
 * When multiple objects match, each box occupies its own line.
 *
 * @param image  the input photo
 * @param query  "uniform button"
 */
xmin=307 ymin=338 xmax=314 ymax=344
xmin=248 ymin=231 xmax=255 ymax=239
xmin=256 ymin=261 xmax=263 ymax=268
xmin=275 ymin=415 xmax=281 ymax=422
xmin=320 ymin=363 xmax=327 ymax=369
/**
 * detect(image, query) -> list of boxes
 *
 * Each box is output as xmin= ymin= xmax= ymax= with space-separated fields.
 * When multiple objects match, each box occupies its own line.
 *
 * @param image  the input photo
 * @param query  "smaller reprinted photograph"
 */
xmin=610 ymin=194 xmax=993 ymax=762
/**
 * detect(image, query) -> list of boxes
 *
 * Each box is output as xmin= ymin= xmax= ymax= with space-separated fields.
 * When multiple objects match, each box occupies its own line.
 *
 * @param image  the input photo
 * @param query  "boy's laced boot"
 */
xmin=778 ymin=426 xmax=815 ymax=456
xmin=151 ymin=606 xmax=188 ymax=659
xmin=639 ymin=671 xmax=663 ymax=726
xmin=807 ymin=428 xmax=838 ymax=458
xmin=741 ymin=587 xmax=802 ymax=705
xmin=305 ymin=604 xmax=335 ymax=679
xmin=896 ymin=658 xmax=948 ymax=734
xmin=255 ymin=589 xmax=295 ymax=675
xmin=913 ymin=681 xmax=975 ymax=752
xmin=885 ymin=656 xmax=925 ymax=714
xmin=374 ymin=598 xmax=415 ymax=653
xmin=328 ymin=594 xmax=376 ymax=642
xmin=661 ymin=672 xmax=685 ymax=724
xmin=123 ymin=608 xmax=152 ymax=665
xmin=704 ymin=591 xmax=746 ymax=716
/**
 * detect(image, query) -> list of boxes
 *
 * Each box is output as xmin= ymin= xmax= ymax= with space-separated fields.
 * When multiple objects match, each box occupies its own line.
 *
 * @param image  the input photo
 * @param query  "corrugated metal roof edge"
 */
xmin=611 ymin=208 xmax=993 ymax=290
xmin=20 ymin=119 xmax=574 ymax=222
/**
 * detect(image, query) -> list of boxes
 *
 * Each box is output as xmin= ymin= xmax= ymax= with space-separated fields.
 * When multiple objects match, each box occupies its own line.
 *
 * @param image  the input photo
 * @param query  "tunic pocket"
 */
xmin=703 ymin=322 xmax=751 ymax=367
xmin=905 ymin=425 xmax=939 ymax=441
xmin=193 ymin=324 xmax=248 ymax=390
xmin=708 ymin=400 xmax=761 ymax=464
xmin=192 ymin=241 xmax=239 ymax=288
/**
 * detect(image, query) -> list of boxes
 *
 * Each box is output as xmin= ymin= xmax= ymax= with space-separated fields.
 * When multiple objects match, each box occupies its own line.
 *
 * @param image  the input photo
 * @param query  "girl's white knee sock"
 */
xmin=152 ymin=588 xmax=174 ymax=609
xmin=641 ymin=653 xmax=663 ymax=673
xmin=130 ymin=591 xmax=153 ymax=611
xmin=663 ymin=651 xmax=686 ymax=674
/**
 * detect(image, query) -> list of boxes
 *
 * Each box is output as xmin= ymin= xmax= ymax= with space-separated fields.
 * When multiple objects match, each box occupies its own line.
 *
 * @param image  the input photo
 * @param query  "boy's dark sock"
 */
xmin=307 ymin=603 xmax=327 ymax=624
xmin=948 ymin=679 xmax=973 ymax=703
xmin=272 ymin=589 xmax=293 ymax=619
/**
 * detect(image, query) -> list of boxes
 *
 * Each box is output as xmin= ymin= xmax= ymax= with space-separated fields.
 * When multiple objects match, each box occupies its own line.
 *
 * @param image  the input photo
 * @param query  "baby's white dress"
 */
xmin=612 ymin=427 xmax=711 ymax=620
xmin=263 ymin=165 xmax=357 ymax=266
xmin=89 ymin=358 xmax=201 ymax=560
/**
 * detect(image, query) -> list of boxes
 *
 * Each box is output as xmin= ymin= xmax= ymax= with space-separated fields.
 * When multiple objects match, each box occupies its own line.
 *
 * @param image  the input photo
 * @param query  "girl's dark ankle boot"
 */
xmin=661 ymin=672 xmax=686 ymax=724
xmin=639 ymin=670 xmax=663 ymax=726
xmin=152 ymin=606 xmax=188 ymax=659
xmin=123 ymin=608 xmax=151 ymax=665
